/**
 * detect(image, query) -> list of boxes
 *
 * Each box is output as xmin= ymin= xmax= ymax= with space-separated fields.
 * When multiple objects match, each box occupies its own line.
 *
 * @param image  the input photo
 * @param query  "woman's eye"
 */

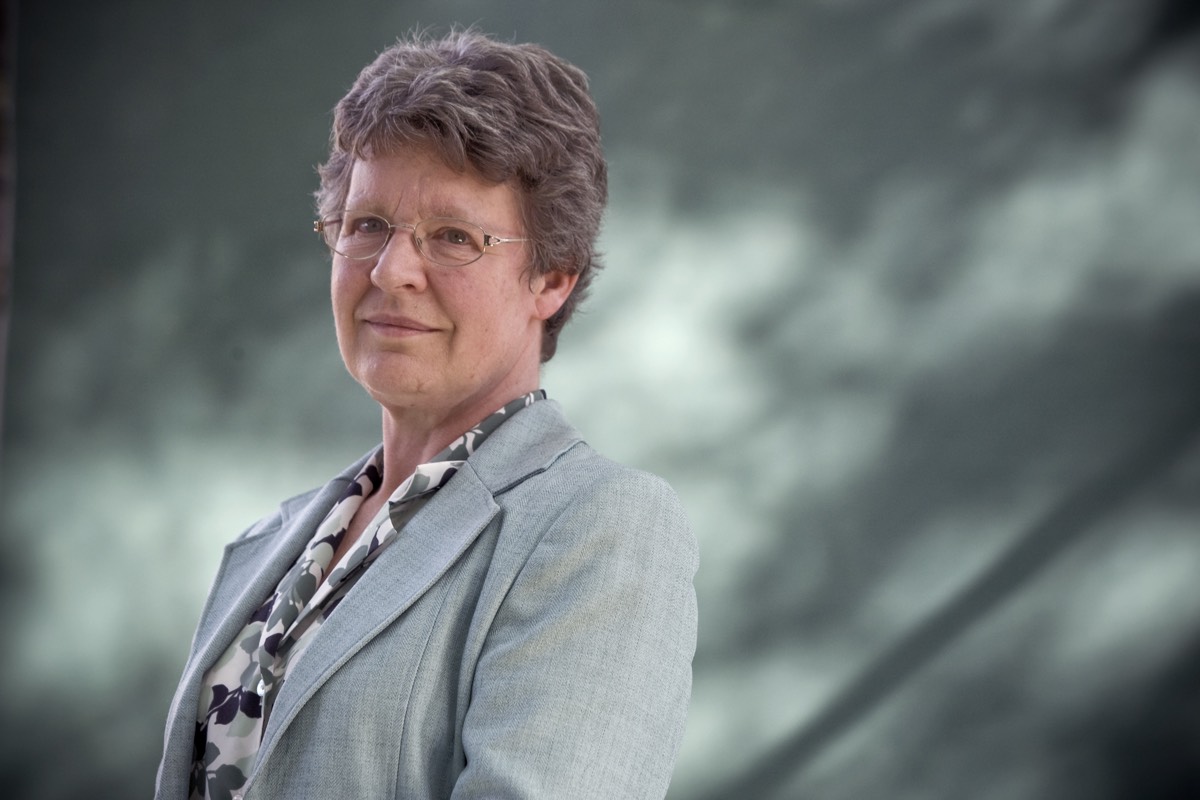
xmin=352 ymin=216 xmax=387 ymax=235
xmin=431 ymin=227 xmax=475 ymax=247
xmin=340 ymin=214 xmax=386 ymax=237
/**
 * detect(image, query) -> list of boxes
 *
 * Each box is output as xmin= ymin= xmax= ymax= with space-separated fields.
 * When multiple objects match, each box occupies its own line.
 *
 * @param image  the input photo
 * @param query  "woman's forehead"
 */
xmin=345 ymin=152 xmax=519 ymax=223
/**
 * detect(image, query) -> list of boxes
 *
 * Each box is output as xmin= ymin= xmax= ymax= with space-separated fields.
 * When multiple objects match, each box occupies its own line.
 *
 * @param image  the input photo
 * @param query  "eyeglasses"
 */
xmin=314 ymin=210 xmax=530 ymax=267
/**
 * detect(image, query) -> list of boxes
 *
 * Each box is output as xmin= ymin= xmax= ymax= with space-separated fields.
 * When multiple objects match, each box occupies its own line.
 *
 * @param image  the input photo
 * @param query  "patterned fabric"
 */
xmin=190 ymin=391 xmax=546 ymax=800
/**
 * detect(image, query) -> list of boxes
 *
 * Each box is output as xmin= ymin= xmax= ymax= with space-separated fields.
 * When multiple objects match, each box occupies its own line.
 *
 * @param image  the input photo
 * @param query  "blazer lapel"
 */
xmin=252 ymin=400 xmax=584 ymax=771
xmin=157 ymin=452 xmax=373 ymax=798
xmin=255 ymin=465 xmax=501 ymax=768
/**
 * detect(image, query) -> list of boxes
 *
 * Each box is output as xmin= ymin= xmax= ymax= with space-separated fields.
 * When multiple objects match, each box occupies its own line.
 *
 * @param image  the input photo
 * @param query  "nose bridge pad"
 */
xmin=401 ymin=222 xmax=426 ymax=262
xmin=372 ymin=223 xmax=427 ymax=287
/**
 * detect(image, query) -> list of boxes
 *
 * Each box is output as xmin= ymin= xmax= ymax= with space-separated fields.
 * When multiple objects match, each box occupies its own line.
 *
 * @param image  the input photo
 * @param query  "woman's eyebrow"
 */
xmin=343 ymin=195 xmax=485 ymax=223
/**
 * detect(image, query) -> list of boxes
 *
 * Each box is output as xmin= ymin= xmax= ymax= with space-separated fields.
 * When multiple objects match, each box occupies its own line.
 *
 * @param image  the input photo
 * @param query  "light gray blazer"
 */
xmin=156 ymin=400 xmax=698 ymax=799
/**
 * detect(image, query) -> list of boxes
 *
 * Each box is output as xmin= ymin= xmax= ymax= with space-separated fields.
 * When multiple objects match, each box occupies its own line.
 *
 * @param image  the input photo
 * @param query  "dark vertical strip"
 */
xmin=0 ymin=0 xmax=13 ymax=458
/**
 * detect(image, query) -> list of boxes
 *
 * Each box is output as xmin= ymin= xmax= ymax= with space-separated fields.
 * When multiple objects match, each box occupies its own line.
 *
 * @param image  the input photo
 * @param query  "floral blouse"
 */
xmin=189 ymin=391 xmax=546 ymax=800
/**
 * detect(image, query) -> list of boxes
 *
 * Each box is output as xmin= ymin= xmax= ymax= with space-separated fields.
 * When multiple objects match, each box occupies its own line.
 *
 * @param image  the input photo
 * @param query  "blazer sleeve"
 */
xmin=450 ymin=469 xmax=699 ymax=799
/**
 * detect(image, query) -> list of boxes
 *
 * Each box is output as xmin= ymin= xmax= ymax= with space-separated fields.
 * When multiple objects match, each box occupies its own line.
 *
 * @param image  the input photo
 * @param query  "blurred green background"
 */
xmin=5 ymin=1 xmax=1200 ymax=798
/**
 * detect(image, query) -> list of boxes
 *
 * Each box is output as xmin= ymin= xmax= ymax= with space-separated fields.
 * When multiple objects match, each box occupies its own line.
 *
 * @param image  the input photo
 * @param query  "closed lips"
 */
xmin=364 ymin=314 xmax=438 ymax=332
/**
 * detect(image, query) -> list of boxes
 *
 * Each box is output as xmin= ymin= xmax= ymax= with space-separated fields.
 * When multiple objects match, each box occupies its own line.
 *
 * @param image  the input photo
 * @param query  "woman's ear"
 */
xmin=529 ymin=270 xmax=580 ymax=321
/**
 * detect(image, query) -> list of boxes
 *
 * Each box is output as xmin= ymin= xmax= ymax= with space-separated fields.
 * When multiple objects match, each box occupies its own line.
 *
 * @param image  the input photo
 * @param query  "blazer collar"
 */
xmin=466 ymin=398 xmax=585 ymax=494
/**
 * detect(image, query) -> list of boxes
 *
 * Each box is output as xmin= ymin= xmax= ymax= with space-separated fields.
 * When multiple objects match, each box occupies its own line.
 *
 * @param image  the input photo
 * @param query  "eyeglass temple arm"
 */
xmin=483 ymin=234 xmax=531 ymax=247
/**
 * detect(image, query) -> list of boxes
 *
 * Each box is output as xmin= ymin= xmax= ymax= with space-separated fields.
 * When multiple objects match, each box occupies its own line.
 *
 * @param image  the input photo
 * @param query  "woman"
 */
xmin=155 ymin=30 xmax=697 ymax=800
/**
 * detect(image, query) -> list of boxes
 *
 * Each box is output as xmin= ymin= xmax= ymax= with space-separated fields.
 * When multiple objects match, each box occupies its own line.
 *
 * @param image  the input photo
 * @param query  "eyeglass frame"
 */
xmin=313 ymin=210 xmax=532 ymax=267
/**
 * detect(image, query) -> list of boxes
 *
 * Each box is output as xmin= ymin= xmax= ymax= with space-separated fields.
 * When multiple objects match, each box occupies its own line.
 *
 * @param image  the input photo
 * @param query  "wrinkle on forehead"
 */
xmin=344 ymin=153 xmax=521 ymax=233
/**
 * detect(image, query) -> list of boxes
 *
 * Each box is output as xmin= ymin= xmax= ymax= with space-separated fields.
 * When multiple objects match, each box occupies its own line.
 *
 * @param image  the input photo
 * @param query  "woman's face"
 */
xmin=330 ymin=149 xmax=573 ymax=428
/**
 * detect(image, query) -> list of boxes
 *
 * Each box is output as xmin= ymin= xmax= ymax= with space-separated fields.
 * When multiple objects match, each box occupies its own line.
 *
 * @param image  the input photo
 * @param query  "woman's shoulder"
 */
xmin=471 ymin=399 xmax=683 ymax=501
xmin=231 ymin=480 xmax=345 ymax=543
xmin=492 ymin=439 xmax=694 ymax=559
xmin=538 ymin=440 xmax=680 ymax=500
xmin=233 ymin=449 xmax=380 ymax=542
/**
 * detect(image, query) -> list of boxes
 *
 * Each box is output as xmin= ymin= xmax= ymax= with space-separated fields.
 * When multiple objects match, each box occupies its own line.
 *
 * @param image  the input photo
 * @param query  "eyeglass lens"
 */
xmin=325 ymin=212 xmax=488 ymax=266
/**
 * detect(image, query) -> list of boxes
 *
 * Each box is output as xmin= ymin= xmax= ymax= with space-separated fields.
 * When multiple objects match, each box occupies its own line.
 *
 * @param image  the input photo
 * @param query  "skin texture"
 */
xmin=330 ymin=148 xmax=578 ymax=537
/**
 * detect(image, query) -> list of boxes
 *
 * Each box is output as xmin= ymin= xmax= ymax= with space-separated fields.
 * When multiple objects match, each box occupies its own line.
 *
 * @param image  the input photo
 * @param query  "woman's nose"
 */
xmin=370 ymin=227 xmax=428 ymax=292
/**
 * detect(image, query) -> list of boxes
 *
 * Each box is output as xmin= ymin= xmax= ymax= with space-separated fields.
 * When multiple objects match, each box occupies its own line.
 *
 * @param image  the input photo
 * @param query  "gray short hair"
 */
xmin=316 ymin=30 xmax=607 ymax=362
